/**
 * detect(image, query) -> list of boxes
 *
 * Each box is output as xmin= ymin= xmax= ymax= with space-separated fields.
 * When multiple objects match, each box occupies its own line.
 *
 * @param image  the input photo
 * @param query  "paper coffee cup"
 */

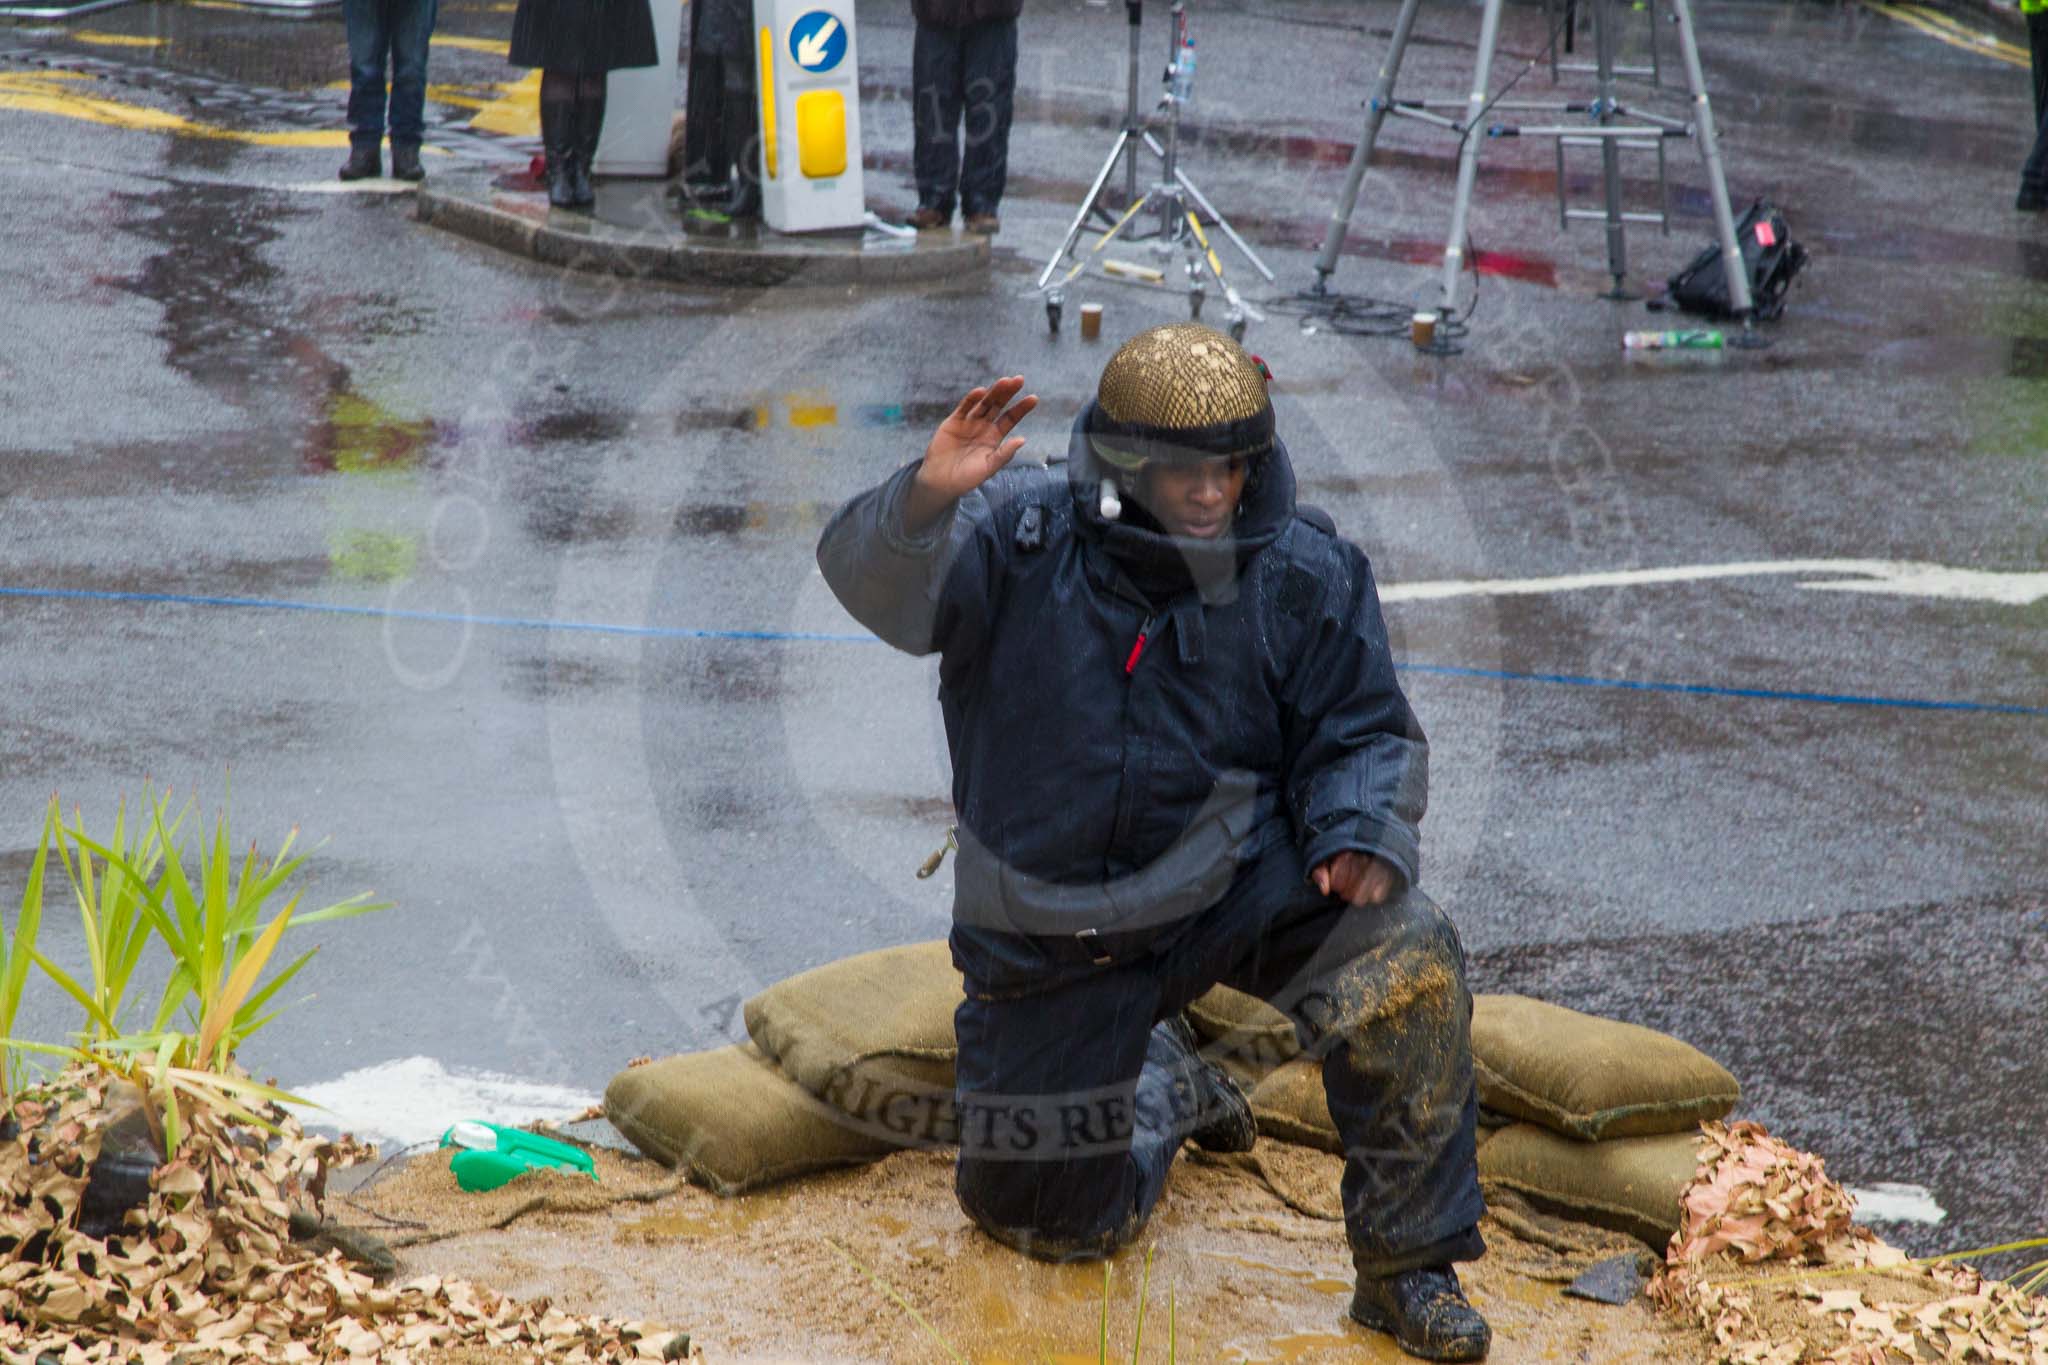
xmin=1080 ymin=303 xmax=1104 ymax=340
xmin=1411 ymin=311 xmax=1438 ymax=350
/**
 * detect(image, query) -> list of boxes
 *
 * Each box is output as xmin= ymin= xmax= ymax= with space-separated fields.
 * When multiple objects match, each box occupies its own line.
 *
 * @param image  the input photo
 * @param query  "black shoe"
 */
xmin=338 ymin=144 xmax=381 ymax=181
xmin=1160 ymin=1015 xmax=1258 ymax=1154
xmin=390 ymin=143 xmax=425 ymax=182
xmin=2019 ymin=188 xmax=2048 ymax=213
xmin=1349 ymin=1265 xmax=1491 ymax=1362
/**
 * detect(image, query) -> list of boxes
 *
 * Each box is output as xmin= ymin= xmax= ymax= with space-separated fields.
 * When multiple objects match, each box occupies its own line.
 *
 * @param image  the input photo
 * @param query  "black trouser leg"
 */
xmin=1137 ymin=848 xmax=1484 ymax=1276
xmin=957 ymin=17 xmax=1016 ymax=217
xmin=952 ymin=840 xmax=1484 ymax=1274
xmin=721 ymin=61 xmax=760 ymax=215
xmin=2025 ymin=12 xmax=2048 ymax=200
xmin=540 ymin=69 xmax=577 ymax=207
xmin=912 ymin=22 xmax=966 ymax=214
xmin=683 ymin=52 xmax=728 ymax=188
xmin=572 ymin=71 xmax=605 ymax=206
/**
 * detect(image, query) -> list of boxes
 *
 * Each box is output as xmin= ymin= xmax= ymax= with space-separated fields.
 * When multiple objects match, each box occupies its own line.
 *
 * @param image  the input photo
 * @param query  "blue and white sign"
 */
xmin=787 ymin=9 xmax=847 ymax=72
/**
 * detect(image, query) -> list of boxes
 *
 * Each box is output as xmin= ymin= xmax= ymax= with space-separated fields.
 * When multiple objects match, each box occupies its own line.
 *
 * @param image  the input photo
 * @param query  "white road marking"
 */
xmin=1383 ymin=559 xmax=2048 ymax=607
xmin=285 ymin=1056 xmax=600 ymax=1149
xmin=1844 ymin=1182 xmax=1947 ymax=1225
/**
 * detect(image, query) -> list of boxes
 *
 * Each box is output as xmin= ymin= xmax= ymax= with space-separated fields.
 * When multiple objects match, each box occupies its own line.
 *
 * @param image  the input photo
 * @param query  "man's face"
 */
xmin=1137 ymin=456 xmax=1250 ymax=540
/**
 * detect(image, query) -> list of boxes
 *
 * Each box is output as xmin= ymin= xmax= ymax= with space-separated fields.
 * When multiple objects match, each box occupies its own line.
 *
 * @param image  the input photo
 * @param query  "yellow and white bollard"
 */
xmin=751 ymin=0 xmax=866 ymax=232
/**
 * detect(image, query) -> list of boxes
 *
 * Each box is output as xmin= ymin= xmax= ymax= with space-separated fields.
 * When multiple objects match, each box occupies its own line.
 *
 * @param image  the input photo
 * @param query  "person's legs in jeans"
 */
xmin=2024 ymin=10 xmax=2048 ymax=205
xmin=912 ymin=21 xmax=966 ymax=216
xmin=343 ymin=0 xmax=394 ymax=155
xmin=386 ymin=0 xmax=439 ymax=157
xmin=958 ymin=17 xmax=1016 ymax=220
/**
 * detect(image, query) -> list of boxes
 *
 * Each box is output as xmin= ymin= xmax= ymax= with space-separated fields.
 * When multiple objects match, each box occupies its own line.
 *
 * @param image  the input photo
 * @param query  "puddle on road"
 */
xmin=671 ymin=501 xmax=834 ymax=538
xmin=1869 ymin=335 xmax=2048 ymax=381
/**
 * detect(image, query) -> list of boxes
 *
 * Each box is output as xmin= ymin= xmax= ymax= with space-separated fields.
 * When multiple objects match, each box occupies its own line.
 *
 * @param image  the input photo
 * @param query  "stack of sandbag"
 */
xmin=605 ymin=941 xmax=1294 ymax=1196
xmin=1234 ymin=992 xmax=1740 ymax=1247
xmin=604 ymin=941 xmax=961 ymax=1195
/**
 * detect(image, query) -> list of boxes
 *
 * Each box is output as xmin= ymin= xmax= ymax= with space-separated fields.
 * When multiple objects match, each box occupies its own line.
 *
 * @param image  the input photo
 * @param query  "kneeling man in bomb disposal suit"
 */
xmin=818 ymin=323 xmax=1490 ymax=1362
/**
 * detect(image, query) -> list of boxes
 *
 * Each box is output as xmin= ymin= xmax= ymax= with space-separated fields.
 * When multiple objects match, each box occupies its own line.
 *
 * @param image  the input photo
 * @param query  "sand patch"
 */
xmin=390 ymin=1141 xmax=1713 ymax=1363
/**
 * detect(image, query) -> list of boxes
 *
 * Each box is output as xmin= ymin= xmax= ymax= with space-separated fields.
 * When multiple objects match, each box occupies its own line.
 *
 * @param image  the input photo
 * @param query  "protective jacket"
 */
xmin=817 ymin=413 xmax=1427 ymax=981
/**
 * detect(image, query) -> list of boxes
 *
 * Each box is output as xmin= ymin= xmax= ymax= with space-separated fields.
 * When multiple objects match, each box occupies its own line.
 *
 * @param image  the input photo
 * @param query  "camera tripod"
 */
xmin=1307 ymin=0 xmax=1755 ymax=329
xmin=1036 ymin=0 xmax=1276 ymax=339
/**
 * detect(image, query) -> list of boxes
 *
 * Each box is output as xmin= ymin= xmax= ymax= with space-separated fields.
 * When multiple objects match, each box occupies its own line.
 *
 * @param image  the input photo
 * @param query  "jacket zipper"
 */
xmin=1111 ymin=613 xmax=1159 ymax=859
xmin=1124 ymin=614 xmax=1159 ymax=677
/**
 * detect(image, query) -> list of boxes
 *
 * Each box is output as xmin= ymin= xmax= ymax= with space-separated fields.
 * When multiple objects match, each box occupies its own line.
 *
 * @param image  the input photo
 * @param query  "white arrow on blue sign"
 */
xmin=788 ymin=10 xmax=847 ymax=72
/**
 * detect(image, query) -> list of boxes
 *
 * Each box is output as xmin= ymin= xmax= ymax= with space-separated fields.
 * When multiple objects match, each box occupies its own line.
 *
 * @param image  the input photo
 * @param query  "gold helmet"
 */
xmin=1086 ymin=323 xmax=1275 ymax=473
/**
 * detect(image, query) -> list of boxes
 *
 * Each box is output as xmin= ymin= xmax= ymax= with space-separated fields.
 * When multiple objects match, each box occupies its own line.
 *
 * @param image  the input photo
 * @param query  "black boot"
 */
xmin=1146 ymin=1015 xmax=1258 ymax=1155
xmin=571 ymin=91 xmax=604 ymax=207
xmin=1349 ymin=1265 xmax=1492 ymax=1363
xmin=541 ymin=95 xmax=576 ymax=208
xmin=338 ymin=141 xmax=381 ymax=181
xmin=390 ymin=142 xmax=425 ymax=182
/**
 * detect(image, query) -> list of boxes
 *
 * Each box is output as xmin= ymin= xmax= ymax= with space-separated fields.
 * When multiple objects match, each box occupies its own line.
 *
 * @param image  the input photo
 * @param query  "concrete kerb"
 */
xmin=415 ymin=173 xmax=989 ymax=290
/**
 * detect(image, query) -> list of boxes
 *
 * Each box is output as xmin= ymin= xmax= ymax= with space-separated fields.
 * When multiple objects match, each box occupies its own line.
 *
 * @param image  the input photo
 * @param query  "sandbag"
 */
xmin=1472 ymin=995 xmax=1739 ymax=1141
xmin=602 ymin=1044 xmax=898 ymax=1196
xmin=1248 ymin=1058 xmax=1341 ymax=1154
xmin=743 ymin=941 xmax=961 ymax=1145
xmin=1249 ymin=1057 xmax=1509 ymax=1155
xmin=1477 ymin=1122 xmax=1705 ymax=1248
xmin=1185 ymin=984 xmax=1301 ymax=1088
xmin=743 ymin=940 xmax=1287 ymax=1137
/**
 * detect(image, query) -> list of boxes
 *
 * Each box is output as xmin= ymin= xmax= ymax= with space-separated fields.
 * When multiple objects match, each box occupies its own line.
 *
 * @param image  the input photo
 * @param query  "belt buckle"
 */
xmin=1074 ymin=926 xmax=1114 ymax=967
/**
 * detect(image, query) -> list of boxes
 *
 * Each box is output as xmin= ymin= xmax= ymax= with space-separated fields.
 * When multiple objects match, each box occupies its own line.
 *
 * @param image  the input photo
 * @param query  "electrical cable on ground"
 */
xmin=1275 ymin=2 xmax=1576 ymax=348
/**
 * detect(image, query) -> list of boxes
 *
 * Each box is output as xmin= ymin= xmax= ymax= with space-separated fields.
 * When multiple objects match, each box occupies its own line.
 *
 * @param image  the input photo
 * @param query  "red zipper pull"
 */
xmin=1124 ymin=615 xmax=1157 ymax=676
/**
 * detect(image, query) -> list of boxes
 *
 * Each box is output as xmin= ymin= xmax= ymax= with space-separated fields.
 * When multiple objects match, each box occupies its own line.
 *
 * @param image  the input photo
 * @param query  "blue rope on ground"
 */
xmin=3 ymin=583 xmax=2043 ymax=718
xmin=1400 ymin=662 xmax=2048 ymax=718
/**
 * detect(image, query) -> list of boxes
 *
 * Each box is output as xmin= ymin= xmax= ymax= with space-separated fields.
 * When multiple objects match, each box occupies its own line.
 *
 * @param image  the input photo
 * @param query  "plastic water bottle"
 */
xmin=1171 ymin=37 xmax=1196 ymax=103
xmin=1622 ymin=329 xmax=1723 ymax=350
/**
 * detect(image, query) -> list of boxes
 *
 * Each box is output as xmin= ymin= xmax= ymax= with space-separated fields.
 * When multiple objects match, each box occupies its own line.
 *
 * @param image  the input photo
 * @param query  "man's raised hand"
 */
xmin=905 ymin=378 xmax=1038 ymax=532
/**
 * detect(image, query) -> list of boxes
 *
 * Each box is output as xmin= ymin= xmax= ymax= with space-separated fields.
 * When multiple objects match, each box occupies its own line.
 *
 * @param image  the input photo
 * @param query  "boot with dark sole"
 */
xmin=390 ymin=143 xmax=425 ymax=182
xmin=570 ymin=91 xmax=604 ymax=207
xmin=338 ymin=143 xmax=381 ymax=181
xmin=1157 ymin=1014 xmax=1257 ymax=1154
xmin=1349 ymin=1265 xmax=1491 ymax=1362
xmin=541 ymin=97 xmax=576 ymax=208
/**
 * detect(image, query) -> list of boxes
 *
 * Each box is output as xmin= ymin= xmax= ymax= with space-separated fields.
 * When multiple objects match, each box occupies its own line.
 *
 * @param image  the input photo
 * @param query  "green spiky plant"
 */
xmin=39 ymin=791 xmax=179 ymax=1049
xmin=5 ymin=789 xmax=388 ymax=1155
xmin=0 ymin=802 xmax=56 ymax=1104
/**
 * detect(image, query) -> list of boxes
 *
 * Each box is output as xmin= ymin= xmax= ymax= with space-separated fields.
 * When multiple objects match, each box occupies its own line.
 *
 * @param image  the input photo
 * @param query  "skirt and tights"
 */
xmin=510 ymin=0 xmax=658 ymax=207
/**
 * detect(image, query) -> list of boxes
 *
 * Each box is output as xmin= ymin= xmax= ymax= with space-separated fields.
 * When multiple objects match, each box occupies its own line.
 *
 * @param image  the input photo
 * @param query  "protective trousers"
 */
xmin=952 ymin=840 xmax=1486 ymax=1273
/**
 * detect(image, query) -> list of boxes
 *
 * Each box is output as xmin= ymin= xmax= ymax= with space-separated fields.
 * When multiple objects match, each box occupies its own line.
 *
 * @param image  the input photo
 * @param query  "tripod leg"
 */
xmin=1312 ymin=0 xmax=1426 ymax=289
xmin=1667 ymin=0 xmax=1752 ymax=315
xmin=1594 ymin=0 xmax=1632 ymax=297
xmin=1440 ymin=0 xmax=1506 ymax=314
xmin=1038 ymin=130 xmax=1134 ymax=290
xmin=1148 ymin=150 xmax=1276 ymax=282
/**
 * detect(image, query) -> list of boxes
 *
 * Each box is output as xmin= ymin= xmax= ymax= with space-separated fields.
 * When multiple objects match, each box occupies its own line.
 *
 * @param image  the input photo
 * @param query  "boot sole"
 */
xmin=1348 ymin=1300 xmax=1490 ymax=1363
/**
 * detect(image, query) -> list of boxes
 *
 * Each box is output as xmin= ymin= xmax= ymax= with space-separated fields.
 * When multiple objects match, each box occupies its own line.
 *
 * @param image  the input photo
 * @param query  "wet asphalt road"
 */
xmin=3 ymin=0 xmax=2046 ymax=1267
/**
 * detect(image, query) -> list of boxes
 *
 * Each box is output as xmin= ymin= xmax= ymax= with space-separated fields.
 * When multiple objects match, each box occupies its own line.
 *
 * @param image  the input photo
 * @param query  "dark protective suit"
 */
xmin=816 ymin=414 xmax=1485 ymax=1271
